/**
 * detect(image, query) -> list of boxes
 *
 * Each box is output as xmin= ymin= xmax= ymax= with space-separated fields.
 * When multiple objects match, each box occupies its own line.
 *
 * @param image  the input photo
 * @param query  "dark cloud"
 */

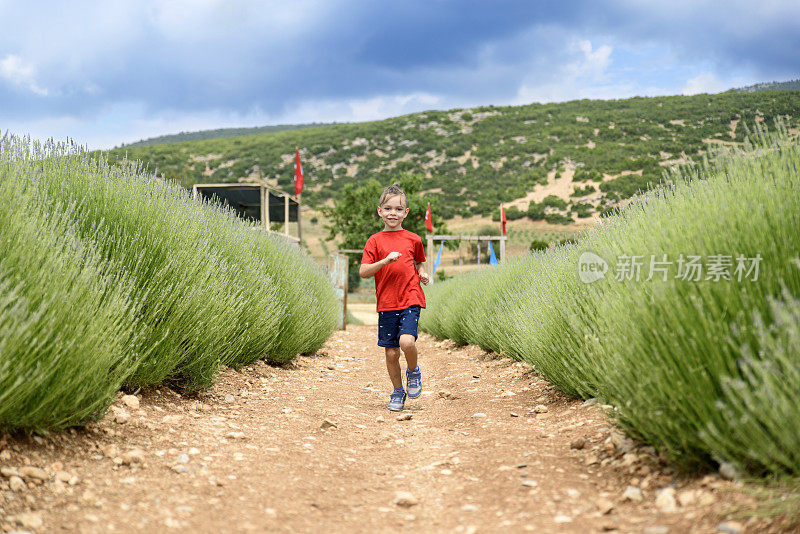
xmin=1 ymin=1 xmax=798 ymax=135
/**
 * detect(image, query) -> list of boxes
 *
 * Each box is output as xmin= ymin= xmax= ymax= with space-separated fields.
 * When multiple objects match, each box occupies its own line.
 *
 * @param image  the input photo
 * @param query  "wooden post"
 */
xmin=265 ymin=190 xmax=271 ymax=229
xmin=284 ymin=194 xmax=290 ymax=237
xmin=192 ymin=184 xmax=198 ymax=199
xmin=296 ymin=193 xmax=302 ymax=246
xmin=426 ymin=234 xmax=434 ymax=283
xmin=499 ymin=236 xmax=506 ymax=263
xmin=260 ymin=186 xmax=267 ymax=229
xmin=343 ymin=260 xmax=349 ymax=329
xmin=476 ymin=236 xmax=481 ymax=265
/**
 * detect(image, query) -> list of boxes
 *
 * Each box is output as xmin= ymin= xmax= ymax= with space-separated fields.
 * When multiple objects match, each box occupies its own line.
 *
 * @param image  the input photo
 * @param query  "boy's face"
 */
xmin=377 ymin=194 xmax=409 ymax=230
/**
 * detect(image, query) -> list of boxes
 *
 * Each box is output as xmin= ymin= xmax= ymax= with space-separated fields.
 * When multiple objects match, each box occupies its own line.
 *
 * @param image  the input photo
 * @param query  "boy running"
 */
xmin=360 ymin=184 xmax=430 ymax=411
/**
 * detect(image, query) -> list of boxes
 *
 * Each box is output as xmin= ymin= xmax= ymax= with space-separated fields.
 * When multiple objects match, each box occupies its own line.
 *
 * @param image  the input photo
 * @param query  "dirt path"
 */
xmin=0 ymin=326 xmax=767 ymax=533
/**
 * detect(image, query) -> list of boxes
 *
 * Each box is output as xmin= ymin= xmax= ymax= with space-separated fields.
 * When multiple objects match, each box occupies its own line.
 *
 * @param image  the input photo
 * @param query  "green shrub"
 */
xmin=527 ymin=202 xmax=546 ymax=220
xmin=421 ymin=126 xmax=800 ymax=477
xmin=570 ymin=202 xmax=594 ymax=218
xmin=529 ymin=239 xmax=549 ymax=252
xmin=0 ymin=136 xmax=337 ymax=430
xmin=504 ymin=205 xmax=525 ymax=220
xmin=544 ymin=212 xmax=573 ymax=225
xmin=542 ymin=195 xmax=568 ymax=209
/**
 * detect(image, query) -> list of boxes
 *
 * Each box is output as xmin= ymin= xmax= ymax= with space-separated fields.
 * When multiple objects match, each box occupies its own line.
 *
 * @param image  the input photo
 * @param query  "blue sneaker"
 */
xmin=406 ymin=366 xmax=422 ymax=398
xmin=388 ymin=388 xmax=406 ymax=411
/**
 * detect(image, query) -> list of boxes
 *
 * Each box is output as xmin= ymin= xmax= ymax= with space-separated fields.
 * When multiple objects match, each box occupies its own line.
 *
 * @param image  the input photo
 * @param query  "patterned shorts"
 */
xmin=377 ymin=305 xmax=421 ymax=348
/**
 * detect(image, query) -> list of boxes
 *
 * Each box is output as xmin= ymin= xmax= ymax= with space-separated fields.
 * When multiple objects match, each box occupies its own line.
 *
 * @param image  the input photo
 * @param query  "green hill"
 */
xmin=120 ymin=122 xmax=338 ymax=148
xmin=735 ymin=79 xmax=800 ymax=93
xmin=103 ymin=90 xmax=800 ymax=221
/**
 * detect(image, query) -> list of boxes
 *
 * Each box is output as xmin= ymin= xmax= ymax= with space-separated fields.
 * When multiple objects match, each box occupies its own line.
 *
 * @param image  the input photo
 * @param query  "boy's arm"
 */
xmin=415 ymin=261 xmax=430 ymax=285
xmin=360 ymin=251 xmax=402 ymax=278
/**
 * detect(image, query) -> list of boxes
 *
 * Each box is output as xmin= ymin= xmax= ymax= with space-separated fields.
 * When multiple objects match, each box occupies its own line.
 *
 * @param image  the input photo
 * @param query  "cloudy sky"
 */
xmin=1 ymin=0 xmax=799 ymax=149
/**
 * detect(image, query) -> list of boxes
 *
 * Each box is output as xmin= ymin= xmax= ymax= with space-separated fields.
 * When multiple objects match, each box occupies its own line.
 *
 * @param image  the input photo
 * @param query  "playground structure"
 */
xmin=425 ymin=233 xmax=507 ymax=281
xmin=192 ymin=183 xmax=302 ymax=244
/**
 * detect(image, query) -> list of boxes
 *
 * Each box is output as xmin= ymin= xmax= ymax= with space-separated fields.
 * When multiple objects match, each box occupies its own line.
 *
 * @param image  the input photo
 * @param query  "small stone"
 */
xmin=9 ymin=475 xmax=26 ymax=492
xmin=172 ymin=465 xmax=189 ymax=474
xmin=225 ymin=431 xmax=246 ymax=439
xmin=698 ymin=491 xmax=716 ymax=506
xmin=583 ymin=397 xmax=599 ymax=406
xmin=14 ymin=512 xmax=43 ymax=529
xmin=510 ymin=412 xmax=519 ymax=417
xmin=114 ymin=411 xmax=130 ymax=424
xmin=601 ymin=519 xmax=618 ymax=531
xmin=717 ymin=521 xmax=743 ymax=534
xmin=461 ymin=504 xmax=478 ymax=512
xmin=224 ymin=394 xmax=236 ymax=403
xmin=570 ymin=437 xmax=585 ymax=450
xmin=718 ymin=461 xmax=739 ymax=480
xmin=396 ymin=413 xmax=413 ymax=421
xmin=472 ymin=413 xmax=487 ymax=418
xmin=102 ymin=444 xmax=120 ymax=458
xmin=320 ymin=419 xmax=338 ymax=429
xmin=1 ymin=466 xmax=21 ymax=478
xmin=521 ymin=480 xmax=538 ymax=487
xmin=121 ymin=448 xmax=145 ymax=465
xmin=375 ymin=416 xmax=385 ymax=423
xmin=394 ymin=491 xmax=418 ymax=507
xmin=55 ymin=471 xmax=73 ymax=483
xmin=534 ymin=405 xmax=548 ymax=413
xmin=677 ymin=490 xmax=696 ymax=507
xmin=621 ymin=486 xmax=643 ymax=502
xmin=596 ymin=497 xmax=615 ymax=515
xmin=188 ymin=448 xmax=201 ymax=455
xmin=655 ymin=487 xmax=677 ymax=513
xmin=121 ymin=395 xmax=140 ymax=409
xmin=438 ymin=390 xmax=455 ymax=400
xmin=176 ymin=453 xmax=190 ymax=464
xmin=643 ymin=527 xmax=669 ymax=534
xmin=554 ymin=515 xmax=572 ymax=524
xmin=326 ymin=364 xmax=336 ymax=370
xmin=19 ymin=466 xmax=48 ymax=481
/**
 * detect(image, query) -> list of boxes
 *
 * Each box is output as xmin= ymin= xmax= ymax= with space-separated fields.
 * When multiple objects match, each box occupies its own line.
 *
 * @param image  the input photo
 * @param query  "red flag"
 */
xmin=424 ymin=202 xmax=433 ymax=233
xmin=294 ymin=148 xmax=304 ymax=197
xmin=500 ymin=204 xmax=506 ymax=235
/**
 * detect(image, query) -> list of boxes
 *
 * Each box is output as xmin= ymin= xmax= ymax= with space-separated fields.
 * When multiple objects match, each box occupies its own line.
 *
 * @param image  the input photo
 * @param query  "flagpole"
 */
xmin=297 ymin=192 xmax=302 ymax=246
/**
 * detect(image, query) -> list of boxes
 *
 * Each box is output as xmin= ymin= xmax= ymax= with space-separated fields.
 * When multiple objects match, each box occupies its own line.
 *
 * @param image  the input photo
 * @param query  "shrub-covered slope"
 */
xmin=104 ymin=91 xmax=800 ymax=221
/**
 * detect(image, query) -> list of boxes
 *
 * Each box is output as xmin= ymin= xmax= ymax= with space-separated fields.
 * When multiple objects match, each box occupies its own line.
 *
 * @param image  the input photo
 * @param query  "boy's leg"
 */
xmin=385 ymin=347 xmax=403 ymax=389
xmin=398 ymin=334 xmax=418 ymax=369
xmin=400 ymin=334 xmax=422 ymax=398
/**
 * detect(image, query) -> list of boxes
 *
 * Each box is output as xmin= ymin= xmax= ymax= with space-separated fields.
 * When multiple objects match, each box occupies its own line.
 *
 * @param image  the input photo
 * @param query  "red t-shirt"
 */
xmin=362 ymin=229 xmax=427 ymax=312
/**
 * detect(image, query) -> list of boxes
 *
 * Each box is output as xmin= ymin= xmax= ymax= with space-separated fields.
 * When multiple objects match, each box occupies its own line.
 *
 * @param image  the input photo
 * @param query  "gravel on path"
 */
xmin=0 ymin=326 xmax=770 ymax=533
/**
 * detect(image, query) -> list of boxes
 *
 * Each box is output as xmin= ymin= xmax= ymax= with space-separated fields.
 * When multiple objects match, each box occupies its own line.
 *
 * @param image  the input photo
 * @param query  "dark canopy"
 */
xmin=194 ymin=184 xmax=298 ymax=223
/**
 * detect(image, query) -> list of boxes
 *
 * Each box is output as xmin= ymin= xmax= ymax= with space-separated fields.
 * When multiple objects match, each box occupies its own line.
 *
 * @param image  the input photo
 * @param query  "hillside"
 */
xmin=735 ymin=79 xmax=800 ymax=93
xmin=103 ymin=91 xmax=800 ymax=223
xmin=120 ymin=122 xmax=338 ymax=148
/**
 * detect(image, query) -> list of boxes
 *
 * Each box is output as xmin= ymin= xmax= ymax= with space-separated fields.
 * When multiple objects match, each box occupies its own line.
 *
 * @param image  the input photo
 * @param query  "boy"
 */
xmin=360 ymin=184 xmax=430 ymax=411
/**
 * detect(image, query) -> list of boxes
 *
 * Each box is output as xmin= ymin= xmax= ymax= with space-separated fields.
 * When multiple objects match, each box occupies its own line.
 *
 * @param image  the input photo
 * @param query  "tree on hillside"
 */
xmin=322 ymin=173 xmax=448 ymax=290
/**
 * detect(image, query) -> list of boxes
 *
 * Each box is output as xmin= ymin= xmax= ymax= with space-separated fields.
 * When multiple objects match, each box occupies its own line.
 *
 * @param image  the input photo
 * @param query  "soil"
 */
xmin=0 ymin=326 xmax=782 ymax=533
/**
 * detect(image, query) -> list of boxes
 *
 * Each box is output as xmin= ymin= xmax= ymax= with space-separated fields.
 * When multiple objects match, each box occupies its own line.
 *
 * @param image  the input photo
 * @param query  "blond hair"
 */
xmin=378 ymin=183 xmax=406 ymax=207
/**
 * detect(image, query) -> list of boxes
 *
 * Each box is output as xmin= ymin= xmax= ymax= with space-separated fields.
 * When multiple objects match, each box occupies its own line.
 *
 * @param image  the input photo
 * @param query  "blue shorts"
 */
xmin=377 ymin=305 xmax=421 ymax=348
